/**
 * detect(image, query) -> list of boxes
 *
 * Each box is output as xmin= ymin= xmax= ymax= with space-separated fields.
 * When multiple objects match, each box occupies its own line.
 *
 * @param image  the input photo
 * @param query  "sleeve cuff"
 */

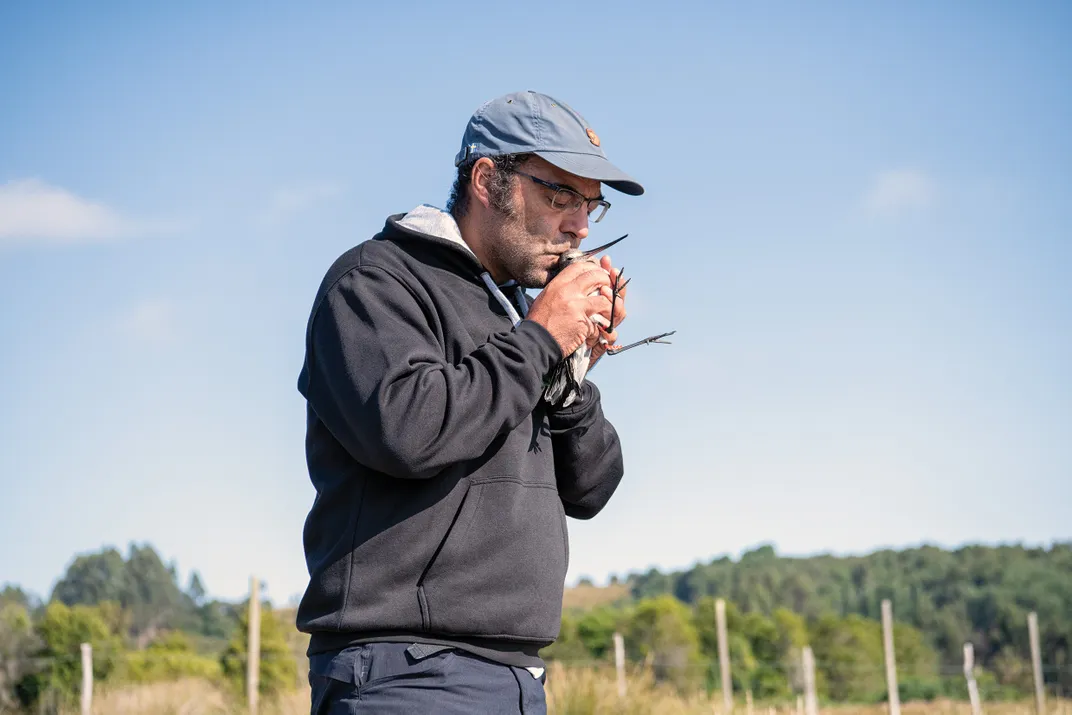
xmin=514 ymin=319 xmax=564 ymax=374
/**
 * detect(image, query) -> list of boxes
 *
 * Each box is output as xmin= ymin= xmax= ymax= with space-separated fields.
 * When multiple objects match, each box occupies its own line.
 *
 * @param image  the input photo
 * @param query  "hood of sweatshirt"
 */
xmin=393 ymin=204 xmax=531 ymax=324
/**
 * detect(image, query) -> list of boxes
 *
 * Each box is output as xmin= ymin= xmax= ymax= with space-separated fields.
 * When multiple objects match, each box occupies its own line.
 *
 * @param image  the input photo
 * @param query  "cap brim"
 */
xmin=534 ymin=150 xmax=644 ymax=196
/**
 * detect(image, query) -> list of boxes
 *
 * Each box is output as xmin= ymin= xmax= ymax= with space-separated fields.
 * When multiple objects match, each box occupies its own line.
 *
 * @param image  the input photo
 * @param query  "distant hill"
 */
xmin=613 ymin=542 xmax=1072 ymax=670
xmin=562 ymin=582 xmax=630 ymax=611
xmin=9 ymin=539 xmax=1070 ymax=687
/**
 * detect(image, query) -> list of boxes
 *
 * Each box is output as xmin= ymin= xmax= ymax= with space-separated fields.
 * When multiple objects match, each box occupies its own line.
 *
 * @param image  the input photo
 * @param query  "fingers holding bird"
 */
xmin=585 ymin=255 xmax=628 ymax=361
xmin=597 ymin=255 xmax=628 ymax=334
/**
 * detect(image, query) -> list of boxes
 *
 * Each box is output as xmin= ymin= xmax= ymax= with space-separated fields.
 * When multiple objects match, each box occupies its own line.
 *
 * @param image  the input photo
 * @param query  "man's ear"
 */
xmin=470 ymin=157 xmax=496 ymax=210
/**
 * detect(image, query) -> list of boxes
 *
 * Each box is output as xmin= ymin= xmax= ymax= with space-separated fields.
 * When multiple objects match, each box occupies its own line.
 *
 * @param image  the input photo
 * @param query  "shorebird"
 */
xmin=543 ymin=234 xmax=676 ymax=407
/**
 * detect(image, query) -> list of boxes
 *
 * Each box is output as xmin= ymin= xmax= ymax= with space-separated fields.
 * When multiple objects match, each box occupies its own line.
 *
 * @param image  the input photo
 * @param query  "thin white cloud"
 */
xmin=0 ymin=178 xmax=147 ymax=245
xmin=116 ymin=300 xmax=177 ymax=346
xmin=863 ymin=169 xmax=937 ymax=216
xmin=260 ymin=181 xmax=344 ymax=226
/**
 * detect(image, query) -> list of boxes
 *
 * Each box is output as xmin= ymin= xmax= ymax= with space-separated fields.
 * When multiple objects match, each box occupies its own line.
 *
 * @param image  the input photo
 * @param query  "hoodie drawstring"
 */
xmin=480 ymin=272 xmax=525 ymax=327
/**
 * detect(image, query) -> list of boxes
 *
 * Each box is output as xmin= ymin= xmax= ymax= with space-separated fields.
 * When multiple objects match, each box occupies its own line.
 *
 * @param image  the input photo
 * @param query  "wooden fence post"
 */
xmin=716 ymin=598 xmax=733 ymax=713
xmin=964 ymin=643 xmax=982 ymax=715
xmin=247 ymin=576 xmax=261 ymax=715
xmin=613 ymin=632 xmax=626 ymax=698
xmin=1029 ymin=612 xmax=1045 ymax=715
xmin=881 ymin=599 xmax=901 ymax=715
xmin=80 ymin=642 xmax=92 ymax=715
xmin=802 ymin=646 xmax=818 ymax=715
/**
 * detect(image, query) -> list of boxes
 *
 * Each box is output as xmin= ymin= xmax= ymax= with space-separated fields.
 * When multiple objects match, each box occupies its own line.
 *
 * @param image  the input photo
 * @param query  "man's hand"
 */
xmin=527 ymin=260 xmax=612 ymax=358
xmin=590 ymin=255 xmax=627 ymax=362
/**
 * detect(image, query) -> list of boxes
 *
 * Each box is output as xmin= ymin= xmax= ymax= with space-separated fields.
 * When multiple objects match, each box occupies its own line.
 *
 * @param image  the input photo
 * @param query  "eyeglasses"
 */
xmin=508 ymin=169 xmax=611 ymax=223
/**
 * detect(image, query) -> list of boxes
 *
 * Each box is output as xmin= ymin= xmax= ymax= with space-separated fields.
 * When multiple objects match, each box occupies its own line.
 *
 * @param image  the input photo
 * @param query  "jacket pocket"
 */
xmin=417 ymin=477 xmax=567 ymax=642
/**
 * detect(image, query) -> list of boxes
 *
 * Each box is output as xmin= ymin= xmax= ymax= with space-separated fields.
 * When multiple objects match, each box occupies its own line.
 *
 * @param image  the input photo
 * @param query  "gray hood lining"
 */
xmin=396 ymin=204 xmax=477 ymax=260
xmin=397 ymin=204 xmax=530 ymax=327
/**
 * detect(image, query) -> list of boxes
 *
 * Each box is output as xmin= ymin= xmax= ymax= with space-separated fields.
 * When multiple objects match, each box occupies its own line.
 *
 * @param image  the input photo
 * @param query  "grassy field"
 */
xmin=545 ymin=665 xmax=1071 ymax=715
xmin=562 ymin=582 xmax=631 ymax=611
xmin=56 ymin=668 xmax=1072 ymax=715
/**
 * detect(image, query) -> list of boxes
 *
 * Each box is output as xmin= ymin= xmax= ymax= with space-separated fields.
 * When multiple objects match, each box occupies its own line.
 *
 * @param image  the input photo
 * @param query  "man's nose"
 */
xmin=564 ymin=211 xmax=590 ymax=247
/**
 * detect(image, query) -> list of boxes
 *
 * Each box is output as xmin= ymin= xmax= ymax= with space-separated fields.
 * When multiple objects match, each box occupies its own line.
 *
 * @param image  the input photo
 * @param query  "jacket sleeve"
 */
xmin=548 ymin=380 xmax=625 ymax=519
xmin=298 ymin=264 xmax=562 ymax=480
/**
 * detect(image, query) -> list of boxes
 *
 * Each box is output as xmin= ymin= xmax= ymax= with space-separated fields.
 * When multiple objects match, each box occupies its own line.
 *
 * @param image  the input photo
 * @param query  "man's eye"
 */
xmin=551 ymin=190 xmax=579 ymax=210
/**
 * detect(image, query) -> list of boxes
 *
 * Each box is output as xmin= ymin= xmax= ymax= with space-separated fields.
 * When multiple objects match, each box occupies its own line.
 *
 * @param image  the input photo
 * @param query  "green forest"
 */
xmin=549 ymin=542 xmax=1072 ymax=700
xmin=1 ymin=541 xmax=1069 ymax=710
xmin=0 ymin=545 xmax=301 ymax=711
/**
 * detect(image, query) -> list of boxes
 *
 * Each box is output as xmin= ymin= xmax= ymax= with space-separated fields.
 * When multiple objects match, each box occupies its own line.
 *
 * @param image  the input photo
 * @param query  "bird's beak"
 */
xmin=580 ymin=234 xmax=627 ymax=259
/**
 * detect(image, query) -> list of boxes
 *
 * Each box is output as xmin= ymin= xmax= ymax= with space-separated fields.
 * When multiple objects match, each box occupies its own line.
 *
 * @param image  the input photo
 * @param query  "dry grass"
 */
xmin=546 ymin=665 xmax=1072 ymax=715
xmin=547 ymin=664 xmax=715 ymax=714
xmin=54 ymin=671 xmax=1072 ymax=715
xmin=817 ymin=703 xmax=1072 ymax=715
xmin=562 ymin=583 xmax=632 ymax=611
xmin=57 ymin=679 xmax=310 ymax=715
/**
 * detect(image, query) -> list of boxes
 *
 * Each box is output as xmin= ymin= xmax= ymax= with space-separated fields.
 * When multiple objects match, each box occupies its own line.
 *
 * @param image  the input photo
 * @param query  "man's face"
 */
xmin=483 ymin=156 xmax=602 ymax=288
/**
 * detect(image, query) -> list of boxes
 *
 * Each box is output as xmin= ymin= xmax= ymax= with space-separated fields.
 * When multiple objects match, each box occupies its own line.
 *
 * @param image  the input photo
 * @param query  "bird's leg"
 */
xmin=607 ymin=267 xmax=627 ymax=332
xmin=605 ymin=331 xmax=676 ymax=355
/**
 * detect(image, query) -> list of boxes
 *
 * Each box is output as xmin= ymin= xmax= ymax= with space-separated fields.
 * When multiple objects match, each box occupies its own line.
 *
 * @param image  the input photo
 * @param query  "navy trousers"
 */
xmin=308 ymin=642 xmax=547 ymax=714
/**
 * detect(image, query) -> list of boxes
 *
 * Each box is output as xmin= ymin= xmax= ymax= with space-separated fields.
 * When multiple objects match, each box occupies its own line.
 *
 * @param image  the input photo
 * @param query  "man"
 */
xmin=296 ymin=90 xmax=644 ymax=713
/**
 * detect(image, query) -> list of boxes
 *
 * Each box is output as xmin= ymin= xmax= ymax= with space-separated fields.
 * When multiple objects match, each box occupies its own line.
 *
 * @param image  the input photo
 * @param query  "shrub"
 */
xmin=123 ymin=631 xmax=222 ymax=683
xmin=15 ymin=602 xmax=124 ymax=707
xmin=219 ymin=602 xmax=298 ymax=698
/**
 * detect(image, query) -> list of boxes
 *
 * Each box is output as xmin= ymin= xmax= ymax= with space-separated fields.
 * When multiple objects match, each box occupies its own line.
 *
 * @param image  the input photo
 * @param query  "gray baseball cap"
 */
xmin=454 ymin=90 xmax=644 ymax=196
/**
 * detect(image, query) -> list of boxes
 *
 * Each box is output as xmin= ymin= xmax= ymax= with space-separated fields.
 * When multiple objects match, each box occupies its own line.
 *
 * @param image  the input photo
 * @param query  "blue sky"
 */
xmin=1 ymin=2 xmax=1069 ymax=606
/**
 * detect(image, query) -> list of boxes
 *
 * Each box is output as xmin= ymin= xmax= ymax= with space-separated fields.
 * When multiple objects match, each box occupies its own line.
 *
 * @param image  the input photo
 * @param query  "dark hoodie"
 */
xmin=295 ymin=205 xmax=625 ymax=668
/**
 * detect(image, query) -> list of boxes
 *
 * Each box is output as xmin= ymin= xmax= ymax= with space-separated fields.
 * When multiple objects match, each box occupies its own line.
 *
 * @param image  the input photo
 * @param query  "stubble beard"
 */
xmin=486 ymin=202 xmax=556 ymax=289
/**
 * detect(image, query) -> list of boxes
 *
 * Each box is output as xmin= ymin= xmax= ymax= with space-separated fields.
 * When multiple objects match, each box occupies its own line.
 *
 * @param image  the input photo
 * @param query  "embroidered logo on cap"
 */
xmin=586 ymin=128 xmax=600 ymax=147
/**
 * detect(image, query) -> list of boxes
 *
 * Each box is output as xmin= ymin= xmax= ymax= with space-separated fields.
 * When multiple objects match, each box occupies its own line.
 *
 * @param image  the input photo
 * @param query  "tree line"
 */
xmin=0 ymin=544 xmax=301 ymax=711
xmin=546 ymin=541 xmax=1072 ymax=699
xmin=1 ymin=540 xmax=1069 ymax=709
